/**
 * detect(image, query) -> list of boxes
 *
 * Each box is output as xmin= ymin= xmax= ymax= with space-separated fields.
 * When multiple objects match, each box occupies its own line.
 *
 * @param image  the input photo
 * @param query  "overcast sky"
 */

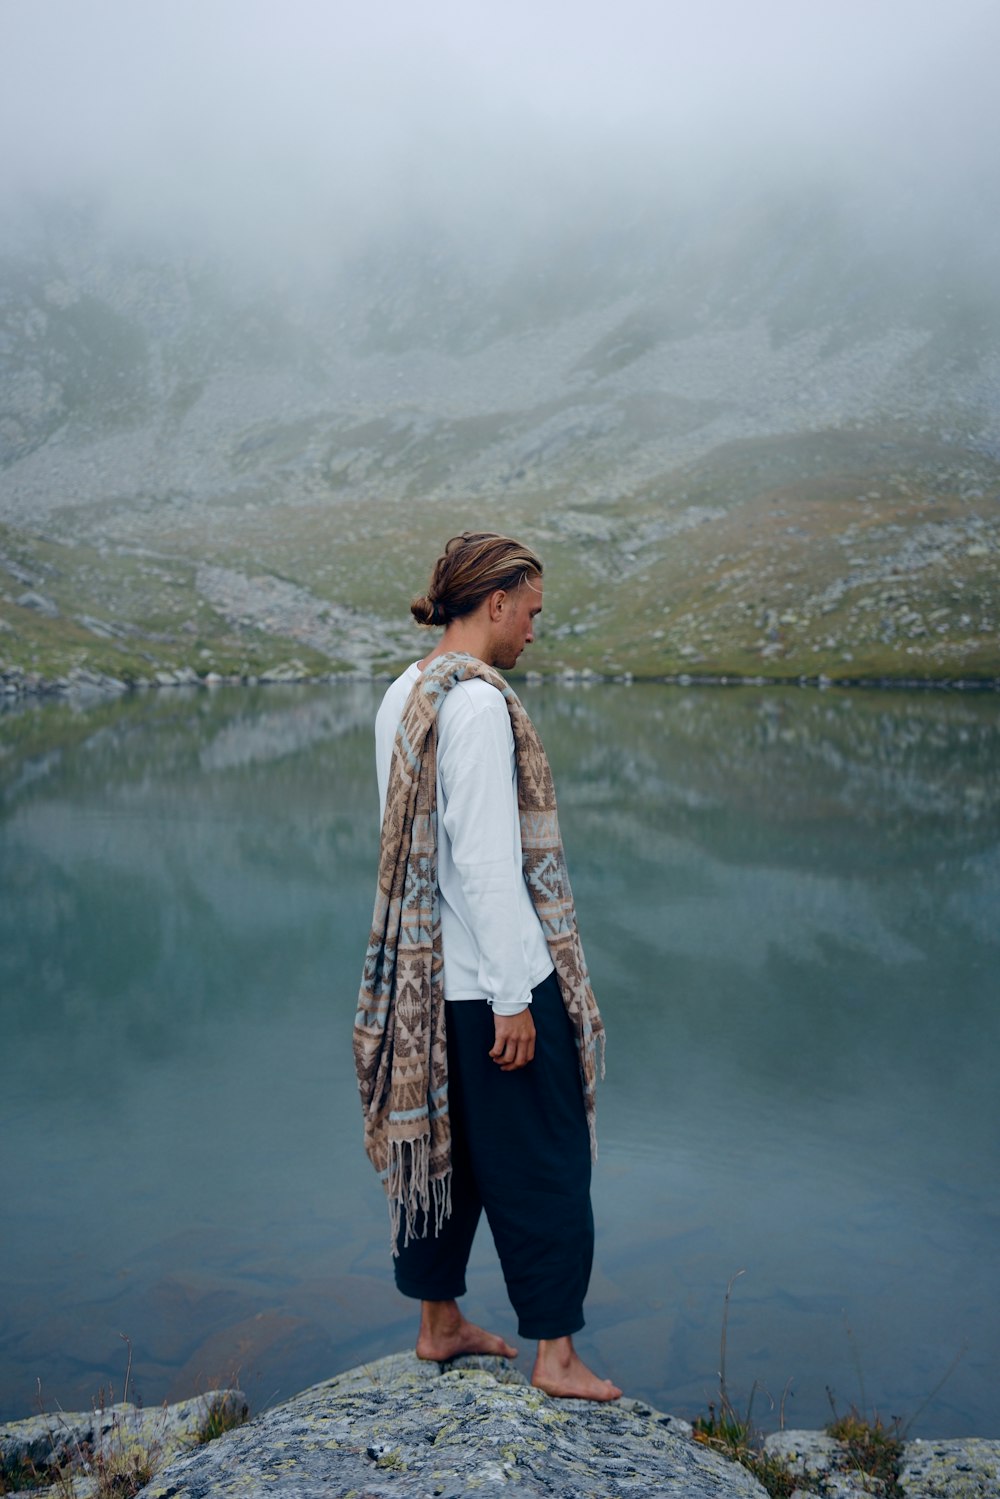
xmin=2 ymin=0 xmax=998 ymax=263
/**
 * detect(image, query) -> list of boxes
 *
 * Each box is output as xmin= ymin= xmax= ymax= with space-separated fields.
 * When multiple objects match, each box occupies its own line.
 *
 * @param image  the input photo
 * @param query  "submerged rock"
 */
xmin=141 ymin=1353 xmax=763 ymax=1498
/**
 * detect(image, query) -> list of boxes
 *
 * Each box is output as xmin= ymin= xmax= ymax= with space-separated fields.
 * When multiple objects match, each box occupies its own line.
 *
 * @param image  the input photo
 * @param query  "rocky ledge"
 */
xmin=138 ymin=1353 xmax=995 ymax=1499
xmin=139 ymin=1354 xmax=749 ymax=1499
xmin=4 ymin=1357 xmax=997 ymax=1498
xmin=0 ymin=1390 xmax=247 ymax=1498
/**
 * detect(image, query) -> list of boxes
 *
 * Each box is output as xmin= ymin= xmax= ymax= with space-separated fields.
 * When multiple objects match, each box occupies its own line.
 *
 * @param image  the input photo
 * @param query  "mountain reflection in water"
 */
xmin=1 ymin=682 xmax=997 ymax=1434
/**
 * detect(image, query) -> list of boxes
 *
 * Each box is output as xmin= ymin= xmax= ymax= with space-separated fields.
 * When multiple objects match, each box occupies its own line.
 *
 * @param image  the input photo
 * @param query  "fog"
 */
xmin=3 ymin=0 xmax=999 ymax=275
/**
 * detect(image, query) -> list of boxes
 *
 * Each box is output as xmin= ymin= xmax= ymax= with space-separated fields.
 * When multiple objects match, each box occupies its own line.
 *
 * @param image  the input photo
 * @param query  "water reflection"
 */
xmin=1 ymin=683 xmax=997 ymax=1434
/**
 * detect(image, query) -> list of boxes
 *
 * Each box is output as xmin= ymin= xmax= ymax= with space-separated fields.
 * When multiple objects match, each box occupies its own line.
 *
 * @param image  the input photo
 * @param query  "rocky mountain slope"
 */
xmin=1 ymin=190 xmax=998 ymax=687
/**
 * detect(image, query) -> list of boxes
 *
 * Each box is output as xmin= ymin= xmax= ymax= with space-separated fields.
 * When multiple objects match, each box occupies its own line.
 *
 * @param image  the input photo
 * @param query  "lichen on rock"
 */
xmin=140 ymin=1352 xmax=765 ymax=1498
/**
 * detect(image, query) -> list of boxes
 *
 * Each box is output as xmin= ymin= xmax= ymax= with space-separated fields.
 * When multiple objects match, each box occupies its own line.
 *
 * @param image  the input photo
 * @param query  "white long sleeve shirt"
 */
xmin=375 ymin=662 xmax=553 ymax=1015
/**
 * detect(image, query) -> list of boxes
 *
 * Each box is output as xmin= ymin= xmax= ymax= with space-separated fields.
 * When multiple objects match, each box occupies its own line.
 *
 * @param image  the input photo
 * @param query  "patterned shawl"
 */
xmin=353 ymin=651 xmax=605 ymax=1251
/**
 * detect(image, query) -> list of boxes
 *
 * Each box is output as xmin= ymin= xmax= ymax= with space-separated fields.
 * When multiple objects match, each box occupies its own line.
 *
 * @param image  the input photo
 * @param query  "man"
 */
xmin=355 ymin=531 xmax=620 ymax=1401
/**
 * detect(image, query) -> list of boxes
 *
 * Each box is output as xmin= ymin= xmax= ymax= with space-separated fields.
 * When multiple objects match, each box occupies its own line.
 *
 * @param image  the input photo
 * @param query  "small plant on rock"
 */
xmin=0 ymin=1451 xmax=41 ymax=1494
xmin=691 ymin=1272 xmax=800 ymax=1499
xmin=826 ymin=1393 xmax=904 ymax=1499
xmin=194 ymin=1393 xmax=249 ymax=1445
xmin=91 ymin=1437 xmax=159 ymax=1499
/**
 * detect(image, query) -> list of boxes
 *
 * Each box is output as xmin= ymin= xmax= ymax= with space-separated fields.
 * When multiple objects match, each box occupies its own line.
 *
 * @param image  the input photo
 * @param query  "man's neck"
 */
xmin=419 ymin=622 xmax=494 ymax=671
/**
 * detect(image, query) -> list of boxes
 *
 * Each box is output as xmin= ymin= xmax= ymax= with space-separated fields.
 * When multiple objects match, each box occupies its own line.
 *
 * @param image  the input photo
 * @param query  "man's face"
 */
xmin=490 ymin=574 xmax=543 ymax=670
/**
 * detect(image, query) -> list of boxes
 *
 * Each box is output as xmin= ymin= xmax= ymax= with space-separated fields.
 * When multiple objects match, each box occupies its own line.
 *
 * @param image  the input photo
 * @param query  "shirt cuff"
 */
xmin=488 ymin=994 xmax=532 ymax=1016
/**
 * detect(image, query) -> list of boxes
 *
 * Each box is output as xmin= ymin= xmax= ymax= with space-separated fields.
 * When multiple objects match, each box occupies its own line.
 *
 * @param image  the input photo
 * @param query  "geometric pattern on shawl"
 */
xmin=353 ymin=651 xmax=605 ymax=1252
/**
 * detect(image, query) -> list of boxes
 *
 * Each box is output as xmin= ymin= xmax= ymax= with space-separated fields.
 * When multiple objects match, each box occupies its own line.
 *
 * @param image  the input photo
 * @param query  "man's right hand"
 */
xmin=489 ymin=1007 xmax=536 ymax=1071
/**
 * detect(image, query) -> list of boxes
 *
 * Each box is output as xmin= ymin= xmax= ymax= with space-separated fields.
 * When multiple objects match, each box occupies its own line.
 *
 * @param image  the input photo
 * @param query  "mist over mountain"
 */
xmin=1 ymin=0 xmax=998 ymax=685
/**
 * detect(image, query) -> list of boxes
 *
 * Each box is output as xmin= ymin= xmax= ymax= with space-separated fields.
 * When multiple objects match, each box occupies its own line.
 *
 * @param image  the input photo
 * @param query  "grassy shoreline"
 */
xmin=3 ymin=661 xmax=999 ymax=706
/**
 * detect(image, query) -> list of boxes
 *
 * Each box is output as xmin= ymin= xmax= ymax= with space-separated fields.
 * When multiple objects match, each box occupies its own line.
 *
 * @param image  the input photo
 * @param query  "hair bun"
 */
xmin=410 ymin=593 xmax=442 ymax=627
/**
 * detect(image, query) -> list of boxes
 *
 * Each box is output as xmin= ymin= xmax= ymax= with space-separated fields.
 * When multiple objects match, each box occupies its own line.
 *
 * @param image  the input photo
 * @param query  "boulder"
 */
xmin=16 ymin=590 xmax=59 ymax=617
xmin=0 ymin=1390 xmax=246 ymax=1497
xmin=765 ymin=1428 xmax=1000 ymax=1499
xmin=140 ymin=1353 xmax=764 ymax=1498
xmin=899 ymin=1437 xmax=1000 ymax=1498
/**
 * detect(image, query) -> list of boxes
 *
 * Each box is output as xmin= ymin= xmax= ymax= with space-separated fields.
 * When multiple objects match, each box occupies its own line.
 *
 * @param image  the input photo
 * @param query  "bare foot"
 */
xmin=531 ymin=1336 xmax=622 ymax=1401
xmin=415 ymin=1298 xmax=517 ymax=1362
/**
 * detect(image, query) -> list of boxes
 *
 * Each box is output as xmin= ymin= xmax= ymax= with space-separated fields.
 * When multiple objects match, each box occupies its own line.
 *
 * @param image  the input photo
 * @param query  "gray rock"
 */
xmin=899 ymin=1437 xmax=1000 ymax=1498
xmin=765 ymin=1430 xmax=864 ymax=1495
xmin=765 ymin=1428 xmax=1000 ymax=1499
xmin=259 ymin=660 xmax=308 ymax=683
xmin=76 ymin=614 xmax=122 ymax=639
xmin=16 ymin=589 xmax=59 ymax=617
xmin=141 ymin=1353 xmax=765 ymax=1498
xmin=0 ymin=1390 xmax=246 ymax=1498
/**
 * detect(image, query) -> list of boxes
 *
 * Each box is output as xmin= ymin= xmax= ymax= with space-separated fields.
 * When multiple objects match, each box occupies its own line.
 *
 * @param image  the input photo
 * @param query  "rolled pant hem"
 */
xmin=395 ymin=1278 xmax=469 ymax=1302
xmin=517 ymin=1313 xmax=585 ymax=1341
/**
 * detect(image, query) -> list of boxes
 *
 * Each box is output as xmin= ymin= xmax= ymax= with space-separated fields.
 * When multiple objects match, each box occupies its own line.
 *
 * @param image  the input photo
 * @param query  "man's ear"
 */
xmin=487 ymin=588 xmax=508 ymax=621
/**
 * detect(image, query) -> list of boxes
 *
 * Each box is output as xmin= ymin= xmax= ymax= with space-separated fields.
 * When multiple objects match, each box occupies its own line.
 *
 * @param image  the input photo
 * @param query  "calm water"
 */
xmin=1 ymin=681 xmax=997 ymax=1435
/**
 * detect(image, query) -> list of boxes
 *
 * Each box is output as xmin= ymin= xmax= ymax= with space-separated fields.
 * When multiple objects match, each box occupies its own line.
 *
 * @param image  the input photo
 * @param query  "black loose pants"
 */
xmin=393 ymin=971 xmax=594 ymax=1340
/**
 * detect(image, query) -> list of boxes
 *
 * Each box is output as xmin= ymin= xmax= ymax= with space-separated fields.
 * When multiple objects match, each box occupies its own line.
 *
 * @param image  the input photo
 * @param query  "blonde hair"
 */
xmin=411 ymin=531 xmax=543 ymax=628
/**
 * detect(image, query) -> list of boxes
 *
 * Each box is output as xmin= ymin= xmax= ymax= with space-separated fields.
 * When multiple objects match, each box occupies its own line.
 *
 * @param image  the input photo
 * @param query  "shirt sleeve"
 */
xmin=438 ymin=685 xmax=533 ymax=1016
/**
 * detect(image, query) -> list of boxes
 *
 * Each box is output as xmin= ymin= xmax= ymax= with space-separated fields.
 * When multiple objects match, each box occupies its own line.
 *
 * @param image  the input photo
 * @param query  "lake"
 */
xmin=1 ymin=680 xmax=997 ymax=1436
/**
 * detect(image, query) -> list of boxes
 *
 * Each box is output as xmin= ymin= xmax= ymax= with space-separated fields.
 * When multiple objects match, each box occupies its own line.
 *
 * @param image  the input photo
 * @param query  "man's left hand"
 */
xmin=489 ymin=1007 xmax=536 ymax=1072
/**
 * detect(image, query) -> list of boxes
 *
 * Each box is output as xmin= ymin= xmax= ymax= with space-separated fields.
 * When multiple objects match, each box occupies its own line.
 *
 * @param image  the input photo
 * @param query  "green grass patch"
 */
xmin=825 ymin=1403 xmax=904 ymax=1498
xmin=194 ymin=1394 xmax=250 ymax=1446
xmin=5 ymin=427 xmax=998 ymax=685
